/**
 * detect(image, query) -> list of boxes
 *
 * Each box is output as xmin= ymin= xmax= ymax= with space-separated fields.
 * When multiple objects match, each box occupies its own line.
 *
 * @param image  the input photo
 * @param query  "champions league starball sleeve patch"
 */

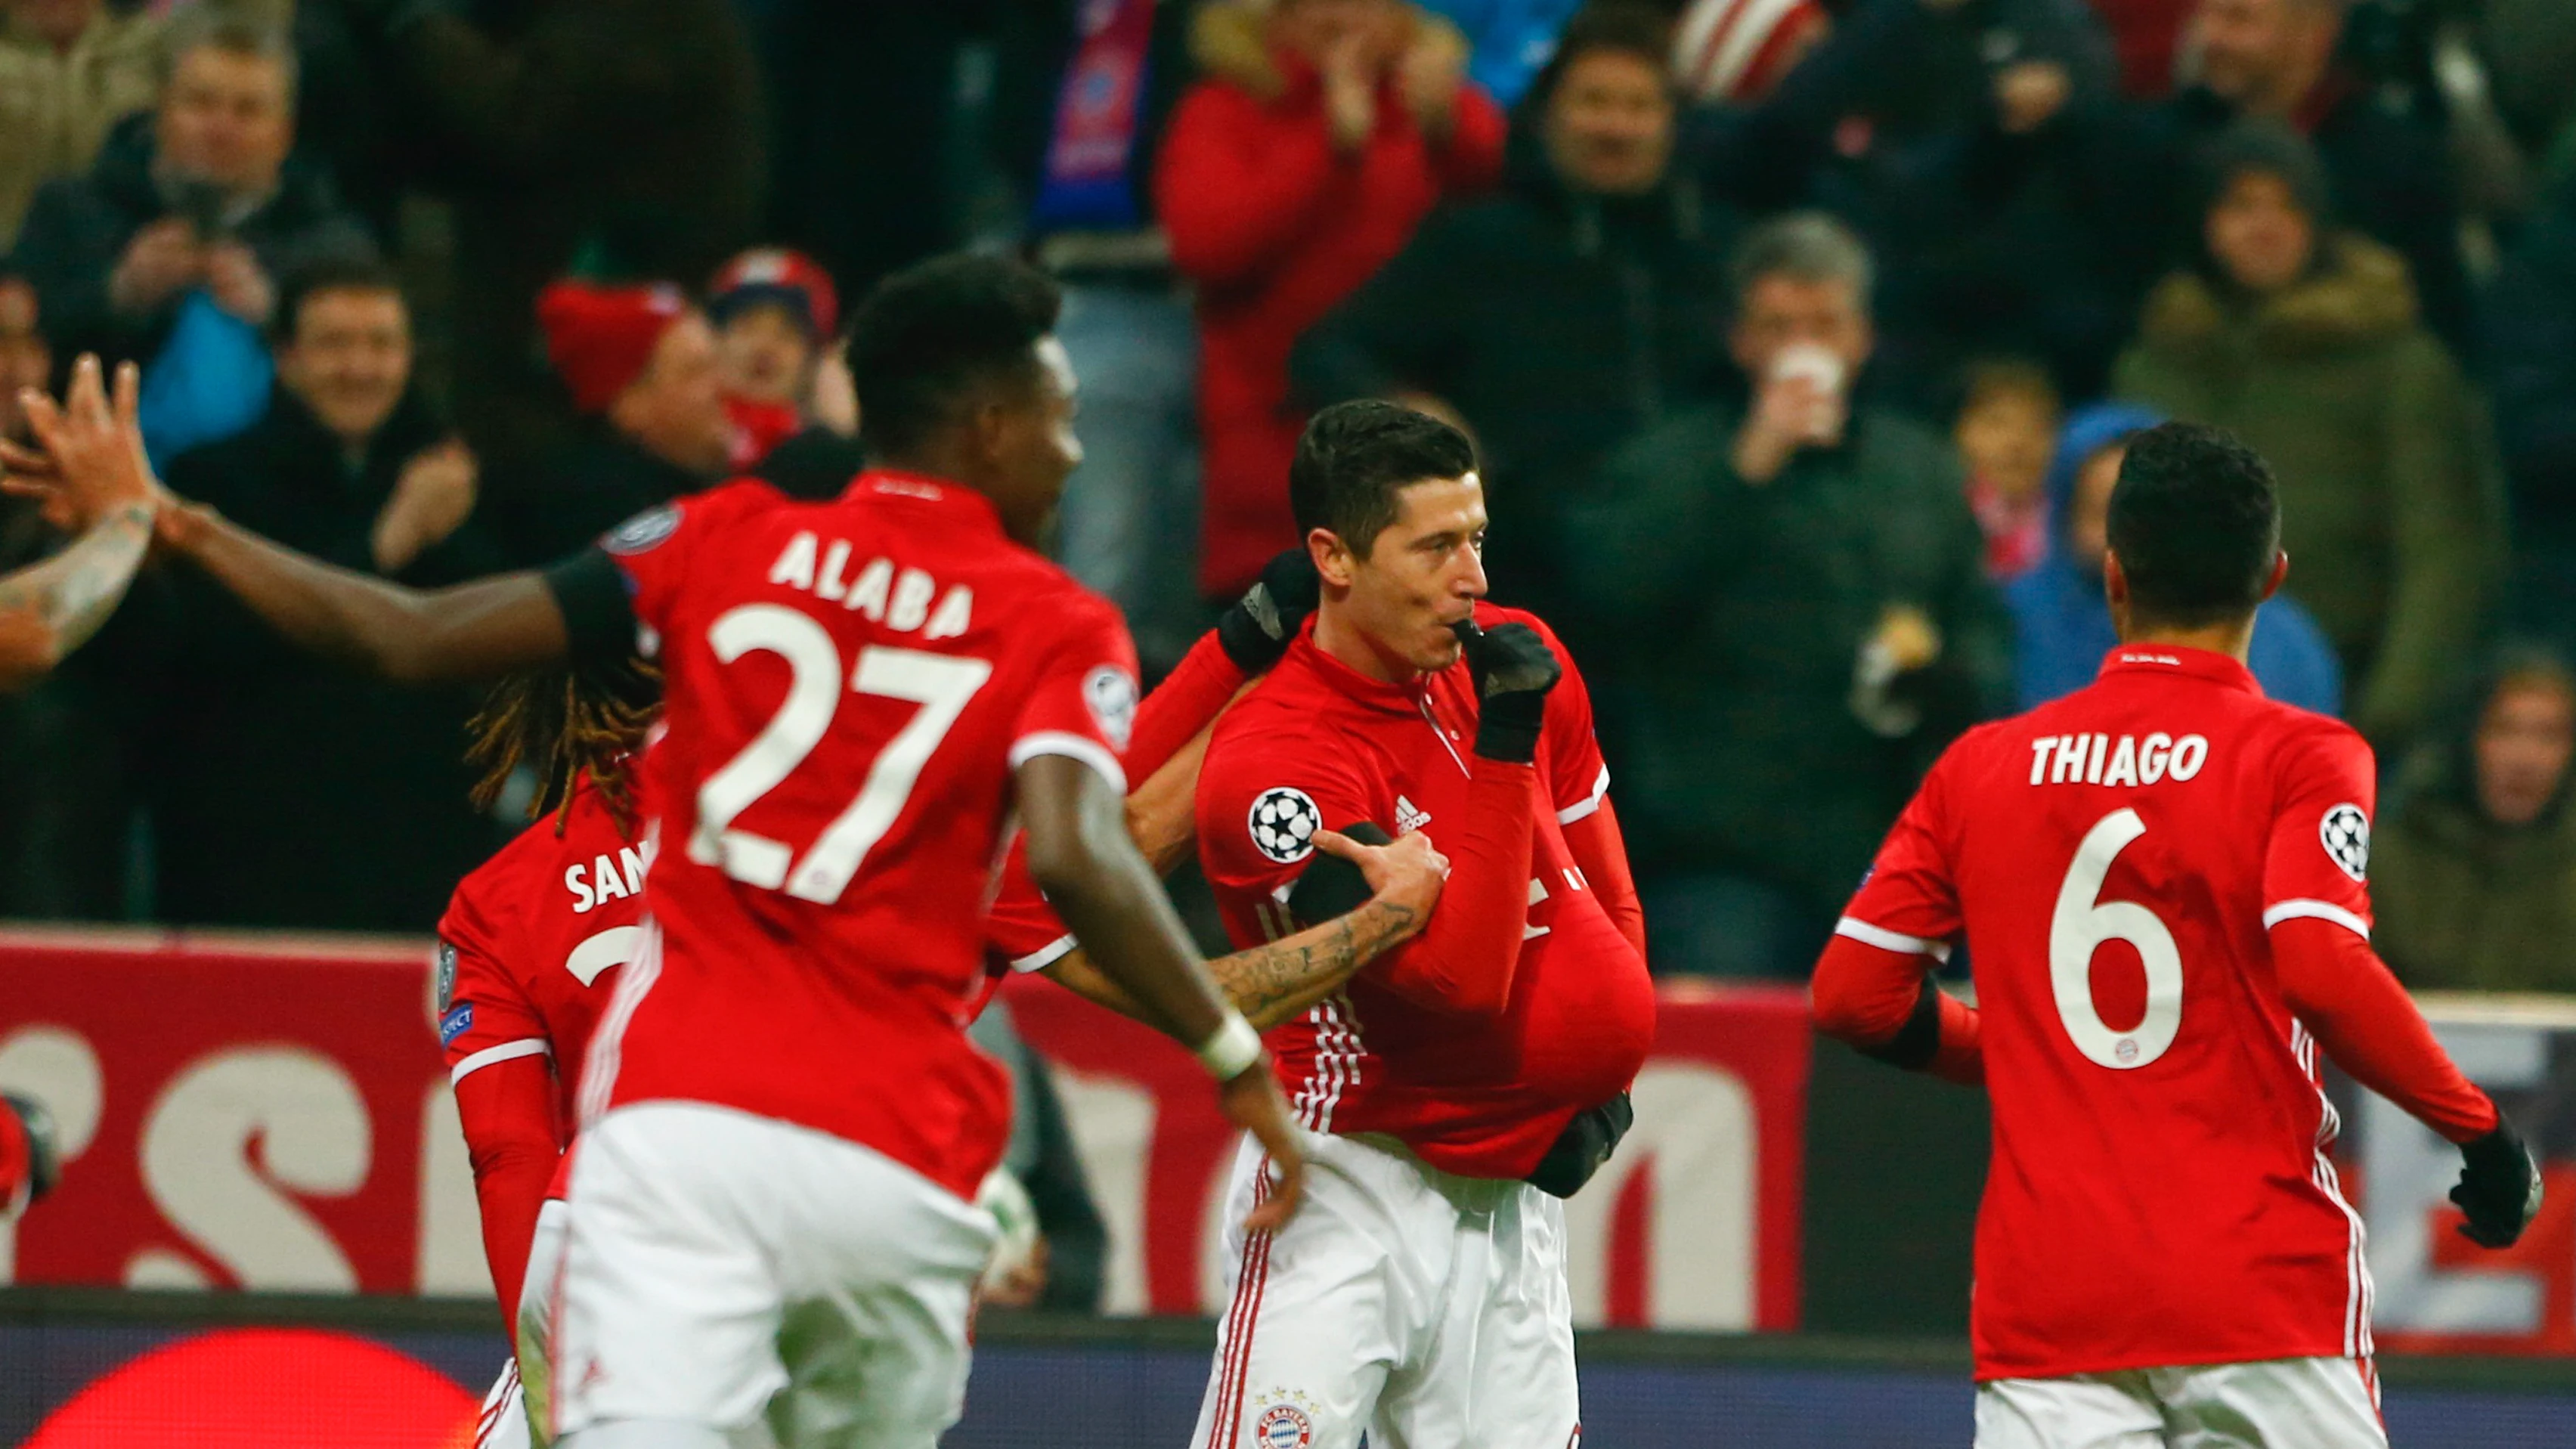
xmin=602 ymin=503 xmax=683 ymax=556
xmin=1248 ymin=786 xmax=1323 ymax=865
xmin=2319 ymin=803 xmax=2370 ymax=882
xmin=1083 ymin=664 xmax=1138 ymax=752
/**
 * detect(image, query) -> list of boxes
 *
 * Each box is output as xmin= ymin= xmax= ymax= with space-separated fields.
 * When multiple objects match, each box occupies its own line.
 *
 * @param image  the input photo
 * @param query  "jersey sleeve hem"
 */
xmin=2263 ymin=899 xmax=2371 ymax=940
xmin=1834 ymin=915 xmax=1955 ymax=962
xmin=1008 ymin=731 xmax=1129 ymax=794
xmin=1556 ymin=764 xmax=1612 ymax=825
xmin=450 ymin=1039 xmax=551 ymax=1085
xmin=1009 ymin=933 xmax=1080 ymax=974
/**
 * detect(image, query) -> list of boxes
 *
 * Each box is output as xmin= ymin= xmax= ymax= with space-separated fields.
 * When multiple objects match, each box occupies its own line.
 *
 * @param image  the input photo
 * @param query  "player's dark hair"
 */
xmin=466 ymin=655 xmax=663 ymax=839
xmin=844 ymin=252 xmax=1061 ymax=459
xmin=270 ymin=252 xmax=404 ymax=346
xmin=1289 ymin=401 xmax=1478 ymax=557
xmin=2106 ymin=421 xmax=2280 ymax=630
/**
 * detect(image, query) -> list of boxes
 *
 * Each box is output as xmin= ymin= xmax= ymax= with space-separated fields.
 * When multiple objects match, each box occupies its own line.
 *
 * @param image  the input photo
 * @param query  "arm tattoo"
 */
xmin=0 ymin=503 xmax=153 ymax=673
xmin=1219 ymin=896 xmax=1424 ymax=1029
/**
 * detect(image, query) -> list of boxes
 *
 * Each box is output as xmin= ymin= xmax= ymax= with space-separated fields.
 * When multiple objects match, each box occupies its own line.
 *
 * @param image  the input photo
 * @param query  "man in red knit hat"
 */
xmin=499 ymin=280 xmax=734 ymax=563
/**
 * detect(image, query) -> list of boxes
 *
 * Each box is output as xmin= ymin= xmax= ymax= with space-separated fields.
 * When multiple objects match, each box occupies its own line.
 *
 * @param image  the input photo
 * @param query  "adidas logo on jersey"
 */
xmin=1395 ymin=796 xmax=1432 ymax=834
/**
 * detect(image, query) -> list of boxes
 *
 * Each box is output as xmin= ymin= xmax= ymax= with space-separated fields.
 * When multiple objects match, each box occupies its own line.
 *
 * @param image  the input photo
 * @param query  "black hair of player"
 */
xmin=2106 ymin=421 xmax=2280 ymax=630
xmin=270 ymin=252 xmax=404 ymax=347
xmin=1524 ymin=2 xmax=1674 ymax=112
xmin=844 ymin=253 xmax=1061 ymax=460
xmin=1289 ymin=401 xmax=1478 ymax=558
xmin=466 ymin=655 xmax=664 ymax=839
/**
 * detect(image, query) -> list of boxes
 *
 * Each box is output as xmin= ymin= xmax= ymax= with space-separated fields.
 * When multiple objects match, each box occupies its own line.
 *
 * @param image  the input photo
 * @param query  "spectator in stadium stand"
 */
xmin=1675 ymin=0 xmax=2120 ymax=404
xmin=2003 ymin=399 xmax=2342 ymax=715
xmin=1014 ymin=0 xmax=1209 ymax=675
xmin=1291 ymin=2 xmax=1733 ymax=636
xmin=2485 ymin=160 xmax=2576 ymax=660
xmin=143 ymin=258 xmax=503 ymax=931
xmin=705 ymin=246 xmax=838 ymax=469
xmin=1949 ymin=358 xmax=2059 ymax=581
xmin=1561 ymin=212 xmax=2011 ymax=978
xmin=2008 ymin=0 xmax=2474 ymax=355
xmin=488 ymin=279 xmax=732 ymax=565
xmin=8 ymin=10 xmax=375 ymax=375
xmin=2373 ymin=647 xmax=2576 ymax=995
xmin=2088 ymin=0 xmax=2191 ymax=97
xmin=325 ymin=0 xmax=760 ymax=481
xmin=0 ymin=0 xmax=164 ymax=250
xmin=1157 ymin=0 xmax=1507 ymax=600
xmin=2112 ymin=122 xmax=2497 ymax=747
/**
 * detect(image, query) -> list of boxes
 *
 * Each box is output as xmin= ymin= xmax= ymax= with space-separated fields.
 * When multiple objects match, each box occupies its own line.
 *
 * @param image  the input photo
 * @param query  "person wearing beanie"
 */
xmin=495 ymin=278 xmax=732 ymax=563
xmin=707 ymin=246 xmax=839 ymax=466
xmin=2113 ymin=120 xmax=2499 ymax=745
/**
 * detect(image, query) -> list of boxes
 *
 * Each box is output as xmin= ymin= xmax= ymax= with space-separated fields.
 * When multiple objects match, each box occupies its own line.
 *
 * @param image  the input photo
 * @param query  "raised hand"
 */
xmin=1 ymin=355 xmax=166 ymax=532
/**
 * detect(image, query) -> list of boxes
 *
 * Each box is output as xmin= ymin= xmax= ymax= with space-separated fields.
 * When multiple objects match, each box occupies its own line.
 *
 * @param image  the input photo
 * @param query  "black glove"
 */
xmin=1216 ymin=547 xmax=1322 ymax=673
xmin=1453 ymin=619 xmax=1561 ymax=763
xmin=1526 ymin=1092 xmax=1634 ymax=1199
xmin=2 ymin=1092 xmax=60 ymax=1212
xmin=2452 ymin=1117 xmax=2543 ymax=1249
xmin=1286 ymin=822 xmax=1394 ymax=925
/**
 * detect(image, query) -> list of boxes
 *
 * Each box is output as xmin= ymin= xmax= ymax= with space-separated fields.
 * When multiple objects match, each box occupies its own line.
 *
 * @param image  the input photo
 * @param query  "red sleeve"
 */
xmin=1378 ymin=761 xmax=1539 ymax=1014
xmin=454 ymin=1056 xmax=560 ymax=1326
xmin=1129 ymin=630 xmax=1249 ymax=778
xmin=1156 ymin=84 xmax=1353 ymax=286
xmin=1432 ymin=83 xmax=1507 ymax=194
xmin=435 ymin=890 xmax=562 ymax=1330
xmin=1813 ymin=749 xmax=1983 ymax=1082
xmin=2273 ymin=918 xmax=2495 ymax=1142
xmin=599 ymin=478 xmax=785 ymax=639
xmin=2259 ymin=721 xmax=2379 ymax=938
xmin=1563 ymin=800 xmax=1646 ymax=964
xmin=1007 ymin=593 xmax=1141 ymax=791
xmin=986 ymin=627 xmax=1246 ymax=969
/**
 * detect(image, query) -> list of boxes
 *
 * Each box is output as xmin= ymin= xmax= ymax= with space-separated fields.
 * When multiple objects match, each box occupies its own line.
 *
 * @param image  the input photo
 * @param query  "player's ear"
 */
xmin=2262 ymin=550 xmax=2288 ymax=602
xmin=1309 ymin=527 xmax=1356 ymax=590
xmin=2101 ymin=551 xmax=2129 ymax=607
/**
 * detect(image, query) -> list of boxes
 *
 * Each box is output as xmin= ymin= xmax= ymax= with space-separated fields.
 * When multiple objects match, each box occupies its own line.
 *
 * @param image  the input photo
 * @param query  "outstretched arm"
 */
xmin=157 ymin=501 xmax=570 ymax=683
xmin=7 ymin=353 xmax=572 ymax=684
xmin=0 ymin=500 xmax=152 ymax=692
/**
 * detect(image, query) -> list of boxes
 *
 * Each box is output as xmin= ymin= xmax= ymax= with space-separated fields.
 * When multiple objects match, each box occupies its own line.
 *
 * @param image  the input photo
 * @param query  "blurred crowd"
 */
xmin=5 ymin=0 xmax=2576 ymax=1009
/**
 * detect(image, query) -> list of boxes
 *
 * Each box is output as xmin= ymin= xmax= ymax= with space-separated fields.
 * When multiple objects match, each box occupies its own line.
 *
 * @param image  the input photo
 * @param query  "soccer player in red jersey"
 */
xmin=1184 ymin=402 xmax=1657 ymax=1449
xmin=11 ymin=255 xmax=1313 ymax=1449
xmin=1810 ymin=422 xmax=2544 ymax=1447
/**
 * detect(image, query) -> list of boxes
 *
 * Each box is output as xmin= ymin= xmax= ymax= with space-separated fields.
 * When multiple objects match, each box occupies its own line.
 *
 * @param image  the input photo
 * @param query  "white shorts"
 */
xmin=550 ymin=1102 xmax=997 ymax=1448
xmin=1976 ymin=1356 xmax=2386 ymax=1449
xmin=475 ymin=1198 xmax=571 ymax=1449
xmin=1190 ymin=1130 xmax=1581 ymax=1449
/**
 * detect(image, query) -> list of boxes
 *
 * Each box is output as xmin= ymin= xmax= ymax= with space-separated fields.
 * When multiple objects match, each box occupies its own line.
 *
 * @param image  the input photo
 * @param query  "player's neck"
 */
xmin=1314 ymin=605 xmax=1419 ymax=686
xmin=2118 ymin=620 xmax=2257 ymax=664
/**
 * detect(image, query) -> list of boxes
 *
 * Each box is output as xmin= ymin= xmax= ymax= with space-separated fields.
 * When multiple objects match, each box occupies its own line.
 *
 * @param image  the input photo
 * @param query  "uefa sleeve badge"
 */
xmin=603 ymin=503 xmax=683 ymax=556
xmin=1083 ymin=664 xmax=1138 ymax=753
xmin=1249 ymin=787 xmax=1322 ymax=865
xmin=2319 ymin=803 xmax=2370 ymax=882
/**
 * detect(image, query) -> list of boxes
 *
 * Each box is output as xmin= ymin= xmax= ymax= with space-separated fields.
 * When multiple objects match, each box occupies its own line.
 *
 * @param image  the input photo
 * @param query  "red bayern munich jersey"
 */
xmin=1195 ymin=604 xmax=1655 ymax=1179
xmin=436 ymin=777 xmax=650 ymax=1144
xmin=1842 ymin=646 xmax=2384 ymax=1380
xmin=585 ymin=471 xmax=1140 ymax=1200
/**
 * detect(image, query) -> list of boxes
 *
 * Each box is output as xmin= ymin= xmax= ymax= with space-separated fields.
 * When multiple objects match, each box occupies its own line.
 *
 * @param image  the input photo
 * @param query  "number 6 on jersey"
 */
xmin=2051 ymin=808 xmax=2184 ymax=1070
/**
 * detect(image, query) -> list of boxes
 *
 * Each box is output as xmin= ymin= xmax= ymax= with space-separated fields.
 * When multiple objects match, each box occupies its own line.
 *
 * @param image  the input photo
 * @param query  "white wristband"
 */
xmin=1195 ymin=1011 xmax=1263 ymax=1081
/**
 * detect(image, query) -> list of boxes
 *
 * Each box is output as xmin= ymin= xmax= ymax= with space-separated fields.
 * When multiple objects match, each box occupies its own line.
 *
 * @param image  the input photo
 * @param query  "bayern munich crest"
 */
xmin=1248 ymin=786 xmax=1322 ymax=864
xmin=1255 ymin=1403 xmax=1314 ymax=1447
xmin=2319 ymin=803 xmax=2370 ymax=882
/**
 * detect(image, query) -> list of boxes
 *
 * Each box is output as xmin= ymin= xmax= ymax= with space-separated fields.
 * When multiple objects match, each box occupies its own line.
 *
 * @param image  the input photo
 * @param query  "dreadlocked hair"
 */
xmin=466 ymin=654 xmax=663 ymax=838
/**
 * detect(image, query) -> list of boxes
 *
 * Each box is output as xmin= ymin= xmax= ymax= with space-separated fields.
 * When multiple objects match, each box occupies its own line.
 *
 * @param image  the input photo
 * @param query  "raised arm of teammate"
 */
xmin=5 ymin=353 xmax=571 ymax=683
xmin=0 ymin=359 xmax=156 ymax=691
xmin=1017 ymin=751 xmax=1306 ymax=1231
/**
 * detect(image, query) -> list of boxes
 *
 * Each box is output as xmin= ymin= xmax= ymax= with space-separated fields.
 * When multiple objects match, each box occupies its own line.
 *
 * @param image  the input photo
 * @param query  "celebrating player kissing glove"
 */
xmin=2453 ymin=1116 xmax=2543 ymax=1249
xmin=1454 ymin=619 xmax=1562 ymax=764
xmin=1216 ymin=546 xmax=1323 ymax=673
